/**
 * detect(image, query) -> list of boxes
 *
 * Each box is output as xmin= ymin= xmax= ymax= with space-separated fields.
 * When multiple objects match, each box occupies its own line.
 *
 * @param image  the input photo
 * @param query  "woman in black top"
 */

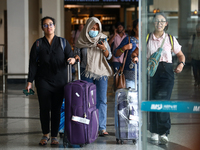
xmin=26 ymin=16 xmax=75 ymax=146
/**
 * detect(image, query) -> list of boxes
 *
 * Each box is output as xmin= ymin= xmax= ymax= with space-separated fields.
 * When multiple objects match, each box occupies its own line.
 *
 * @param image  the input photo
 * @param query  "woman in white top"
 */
xmin=147 ymin=12 xmax=185 ymax=145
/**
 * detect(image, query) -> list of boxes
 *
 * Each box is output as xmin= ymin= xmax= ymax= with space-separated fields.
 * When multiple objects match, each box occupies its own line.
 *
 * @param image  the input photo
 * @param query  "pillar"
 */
xmin=178 ymin=0 xmax=191 ymax=63
xmin=41 ymin=0 xmax=65 ymax=37
xmin=7 ymin=0 xmax=29 ymax=82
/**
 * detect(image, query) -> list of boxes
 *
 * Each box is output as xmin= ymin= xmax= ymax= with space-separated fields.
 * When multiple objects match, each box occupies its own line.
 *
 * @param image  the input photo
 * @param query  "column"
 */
xmin=178 ymin=0 xmax=191 ymax=63
xmin=41 ymin=0 xmax=65 ymax=37
xmin=7 ymin=0 xmax=29 ymax=82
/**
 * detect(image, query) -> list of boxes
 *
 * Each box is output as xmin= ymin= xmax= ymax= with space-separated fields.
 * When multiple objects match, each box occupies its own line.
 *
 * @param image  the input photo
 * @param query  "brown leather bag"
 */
xmin=114 ymin=37 xmax=130 ymax=90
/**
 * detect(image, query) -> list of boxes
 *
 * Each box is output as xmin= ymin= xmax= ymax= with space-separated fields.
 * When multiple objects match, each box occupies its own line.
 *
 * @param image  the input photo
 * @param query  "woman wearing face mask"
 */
xmin=147 ymin=12 xmax=185 ymax=145
xmin=74 ymin=17 xmax=113 ymax=136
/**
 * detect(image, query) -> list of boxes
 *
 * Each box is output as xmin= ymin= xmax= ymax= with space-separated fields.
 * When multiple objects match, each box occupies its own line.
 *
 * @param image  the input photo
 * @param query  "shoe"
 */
xmin=39 ymin=136 xmax=50 ymax=146
xmin=159 ymin=134 xmax=169 ymax=145
xmin=150 ymin=133 xmax=159 ymax=141
xmin=51 ymin=137 xmax=59 ymax=145
xmin=99 ymin=130 xmax=109 ymax=137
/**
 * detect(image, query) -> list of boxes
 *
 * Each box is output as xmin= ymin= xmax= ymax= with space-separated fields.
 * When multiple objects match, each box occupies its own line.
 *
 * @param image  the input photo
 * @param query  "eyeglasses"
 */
xmin=154 ymin=20 xmax=166 ymax=24
xmin=43 ymin=23 xmax=54 ymax=28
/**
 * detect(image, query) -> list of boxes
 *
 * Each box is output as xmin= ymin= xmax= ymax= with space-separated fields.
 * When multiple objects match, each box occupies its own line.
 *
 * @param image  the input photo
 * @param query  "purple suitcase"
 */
xmin=114 ymin=64 xmax=139 ymax=144
xmin=63 ymin=61 xmax=99 ymax=147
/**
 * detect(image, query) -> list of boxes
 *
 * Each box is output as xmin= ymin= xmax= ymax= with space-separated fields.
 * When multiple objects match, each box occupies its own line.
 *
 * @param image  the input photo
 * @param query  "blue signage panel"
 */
xmin=141 ymin=101 xmax=200 ymax=113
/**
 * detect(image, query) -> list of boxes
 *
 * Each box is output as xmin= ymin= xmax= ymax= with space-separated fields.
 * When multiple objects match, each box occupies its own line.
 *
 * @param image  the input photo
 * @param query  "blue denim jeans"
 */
xmin=81 ymin=68 xmax=108 ymax=131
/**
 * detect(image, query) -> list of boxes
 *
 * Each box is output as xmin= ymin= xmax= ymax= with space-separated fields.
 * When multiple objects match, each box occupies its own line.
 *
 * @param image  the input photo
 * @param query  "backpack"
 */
xmin=146 ymin=33 xmax=174 ymax=51
xmin=36 ymin=37 xmax=66 ymax=62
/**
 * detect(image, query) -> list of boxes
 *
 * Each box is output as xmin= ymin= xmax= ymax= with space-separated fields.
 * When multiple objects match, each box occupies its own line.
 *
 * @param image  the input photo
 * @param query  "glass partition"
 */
xmin=139 ymin=0 xmax=200 ymax=150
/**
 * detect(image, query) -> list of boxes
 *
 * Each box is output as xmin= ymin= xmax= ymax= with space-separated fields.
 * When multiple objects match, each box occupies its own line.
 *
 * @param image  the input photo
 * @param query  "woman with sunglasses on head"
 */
xmin=147 ymin=12 xmax=185 ymax=145
xmin=26 ymin=16 xmax=75 ymax=146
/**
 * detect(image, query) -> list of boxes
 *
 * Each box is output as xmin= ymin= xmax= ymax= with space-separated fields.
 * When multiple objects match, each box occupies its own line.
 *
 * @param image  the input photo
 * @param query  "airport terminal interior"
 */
xmin=0 ymin=0 xmax=200 ymax=150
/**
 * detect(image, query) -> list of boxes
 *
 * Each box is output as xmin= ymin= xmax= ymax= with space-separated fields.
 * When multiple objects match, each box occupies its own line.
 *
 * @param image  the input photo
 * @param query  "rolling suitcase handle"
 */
xmin=134 ymin=63 xmax=137 ymax=91
xmin=76 ymin=59 xmax=87 ymax=84
xmin=77 ymin=59 xmax=81 ymax=80
xmin=67 ymin=60 xmax=72 ymax=83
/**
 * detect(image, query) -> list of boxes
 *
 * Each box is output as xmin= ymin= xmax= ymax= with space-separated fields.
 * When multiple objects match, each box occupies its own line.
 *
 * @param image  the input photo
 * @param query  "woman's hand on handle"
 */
xmin=67 ymin=58 xmax=76 ymax=65
xmin=132 ymin=57 xmax=139 ymax=63
xmin=74 ymin=55 xmax=80 ymax=62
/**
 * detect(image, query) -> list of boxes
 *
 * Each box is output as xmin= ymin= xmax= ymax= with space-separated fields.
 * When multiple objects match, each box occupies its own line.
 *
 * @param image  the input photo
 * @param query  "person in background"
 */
xmin=113 ymin=19 xmax=139 ymax=88
xmin=71 ymin=24 xmax=84 ymax=48
xmin=26 ymin=16 xmax=75 ymax=146
xmin=188 ymin=23 xmax=200 ymax=87
xmin=74 ymin=17 xmax=113 ymax=136
xmin=125 ymin=25 xmax=132 ymax=36
xmin=147 ymin=12 xmax=185 ymax=145
xmin=108 ymin=22 xmax=127 ymax=73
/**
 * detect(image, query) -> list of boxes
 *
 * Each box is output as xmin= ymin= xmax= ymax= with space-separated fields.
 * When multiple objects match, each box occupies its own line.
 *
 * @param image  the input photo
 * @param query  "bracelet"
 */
xmin=102 ymin=49 xmax=107 ymax=53
xmin=120 ymin=48 xmax=124 ymax=53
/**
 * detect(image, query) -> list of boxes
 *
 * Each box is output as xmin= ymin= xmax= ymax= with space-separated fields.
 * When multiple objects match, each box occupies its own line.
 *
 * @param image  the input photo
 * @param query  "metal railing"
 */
xmin=0 ymin=44 xmax=28 ymax=93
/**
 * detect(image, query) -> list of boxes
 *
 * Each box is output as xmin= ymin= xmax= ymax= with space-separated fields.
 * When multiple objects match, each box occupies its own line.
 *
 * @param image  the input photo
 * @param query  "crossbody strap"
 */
xmin=160 ymin=34 xmax=167 ymax=49
xmin=120 ymin=36 xmax=130 ymax=72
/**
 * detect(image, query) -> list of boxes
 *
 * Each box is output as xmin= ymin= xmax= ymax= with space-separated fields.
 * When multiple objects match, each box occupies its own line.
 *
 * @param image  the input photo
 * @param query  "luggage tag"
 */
xmin=72 ymin=116 xmax=90 ymax=125
xmin=129 ymin=105 xmax=139 ymax=121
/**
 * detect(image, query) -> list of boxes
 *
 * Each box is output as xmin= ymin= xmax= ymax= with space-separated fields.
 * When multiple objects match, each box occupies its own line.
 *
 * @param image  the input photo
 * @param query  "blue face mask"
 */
xmin=88 ymin=30 xmax=99 ymax=38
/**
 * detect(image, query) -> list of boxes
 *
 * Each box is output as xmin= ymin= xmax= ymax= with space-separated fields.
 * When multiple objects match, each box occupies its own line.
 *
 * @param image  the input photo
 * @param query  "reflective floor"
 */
xmin=0 ymin=65 xmax=200 ymax=150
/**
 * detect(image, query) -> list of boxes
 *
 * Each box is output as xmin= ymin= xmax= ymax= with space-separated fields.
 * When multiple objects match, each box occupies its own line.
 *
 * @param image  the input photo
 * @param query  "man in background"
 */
xmin=71 ymin=24 xmax=84 ymax=49
xmin=108 ymin=22 xmax=127 ymax=73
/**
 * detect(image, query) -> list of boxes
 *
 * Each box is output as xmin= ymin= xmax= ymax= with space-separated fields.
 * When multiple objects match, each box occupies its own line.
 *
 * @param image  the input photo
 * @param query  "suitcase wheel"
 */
xmin=120 ymin=140 xmax=124 ymax=144
xmin=116 ymin=138 xmax=119 ymax=144
xmin=80 ymin=144 xmax=84 ymax=147
xmin=63 ymin=142 xmax=67 ymax=148
xmin=59 ymin=133 xmax=64 ymax=138
xmin=132 ymin=139 xmax=136 ymax=144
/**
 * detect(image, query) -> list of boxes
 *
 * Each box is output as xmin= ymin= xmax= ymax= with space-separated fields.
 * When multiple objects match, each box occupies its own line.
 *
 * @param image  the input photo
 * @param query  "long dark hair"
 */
xmin=131 ymin=19 xmax=138 ymax=36
xmin=153 ymin=12 xmax=168 ymax=31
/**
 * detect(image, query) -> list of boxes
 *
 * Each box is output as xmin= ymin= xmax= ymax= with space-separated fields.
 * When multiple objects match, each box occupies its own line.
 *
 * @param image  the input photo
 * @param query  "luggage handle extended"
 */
xmin=77 ymin=59 xmax=81 ymax=80
xmin=134 ymin=63 xmax=137 ymax=91
xmin=76 ymin=59 xmax=87 ymax=83
xmin=67 ymin=60 xmax=72 ymax=83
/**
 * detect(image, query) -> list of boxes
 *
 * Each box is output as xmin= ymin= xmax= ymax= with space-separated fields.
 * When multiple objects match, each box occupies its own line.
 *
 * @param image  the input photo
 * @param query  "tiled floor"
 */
xmin=0 ymin=65 xmax=200 ymax=150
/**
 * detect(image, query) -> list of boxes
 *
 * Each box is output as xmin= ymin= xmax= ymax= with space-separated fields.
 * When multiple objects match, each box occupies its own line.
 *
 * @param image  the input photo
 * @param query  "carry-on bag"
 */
xmin=115 ymin=63 xmax=139 ymax=144
xmin=63 ymin=60 xmax=99 ymax=148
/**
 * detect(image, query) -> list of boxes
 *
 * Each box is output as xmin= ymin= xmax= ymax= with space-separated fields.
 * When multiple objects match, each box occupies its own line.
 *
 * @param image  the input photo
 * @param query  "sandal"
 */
xmin=39 ymin=136 xmax=50 ymax=146
xmin=51 ymin=137 xmax=59 ymax=145
xmin=99 ymin=130 xmax=109 ymax=137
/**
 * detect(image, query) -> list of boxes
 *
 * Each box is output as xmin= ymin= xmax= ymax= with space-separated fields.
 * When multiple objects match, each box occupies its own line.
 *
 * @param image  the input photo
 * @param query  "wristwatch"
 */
xmin=179 ymin=62 xmax=185 ymax=66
